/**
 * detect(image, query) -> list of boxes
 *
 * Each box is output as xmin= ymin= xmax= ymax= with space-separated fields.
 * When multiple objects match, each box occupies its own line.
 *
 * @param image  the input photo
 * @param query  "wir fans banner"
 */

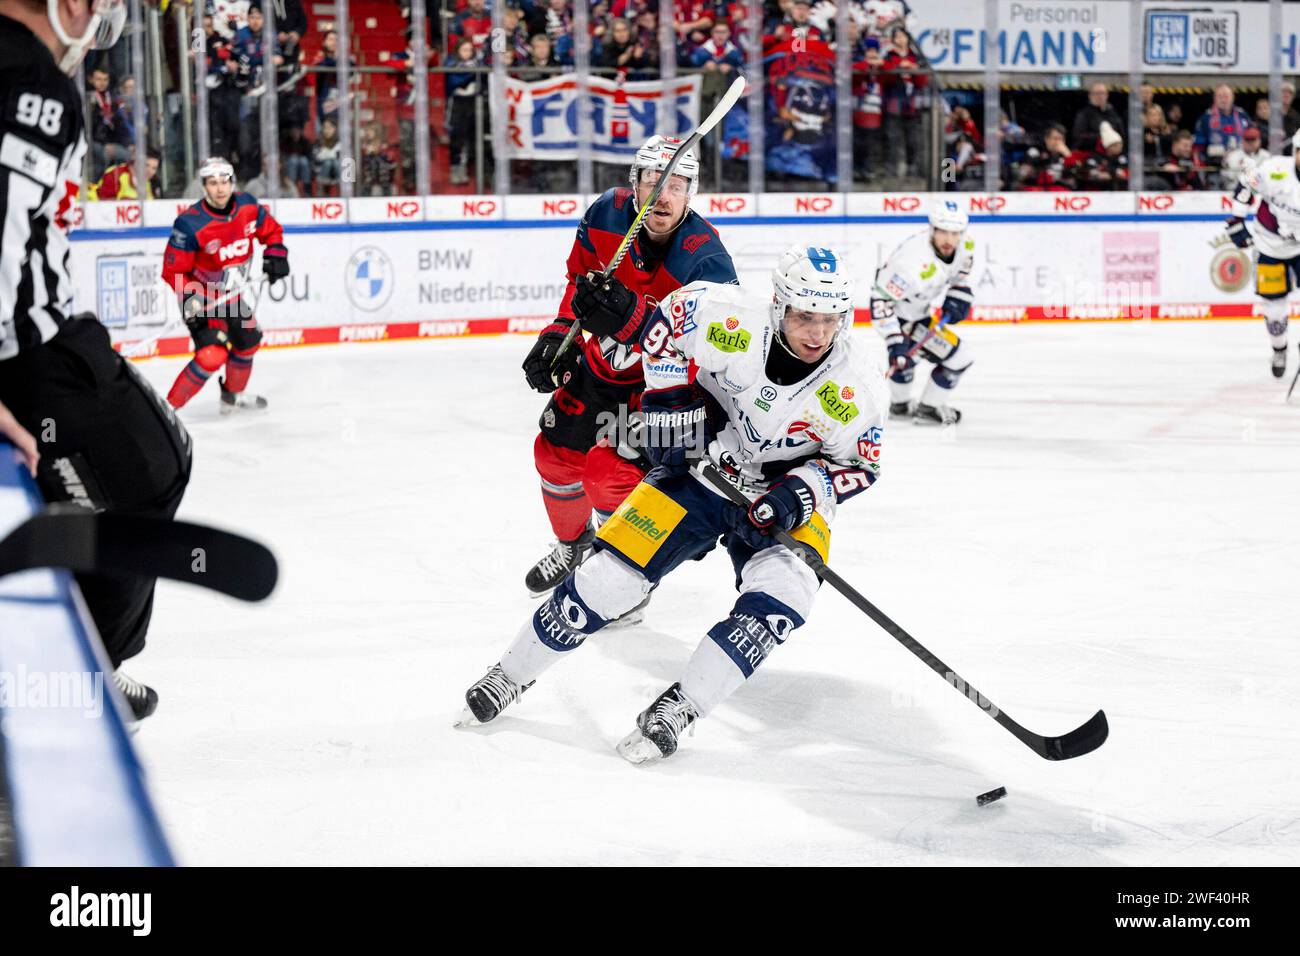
xmin=491 ymin=73 xmax=701 ymax=164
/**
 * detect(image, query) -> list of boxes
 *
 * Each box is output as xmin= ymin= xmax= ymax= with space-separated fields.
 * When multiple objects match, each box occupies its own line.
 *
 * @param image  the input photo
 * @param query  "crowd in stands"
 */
xmin=79 ymin=1 xmax=1297 ymax=198
xmin=950 ymin=80 xmax=1298 ymax=194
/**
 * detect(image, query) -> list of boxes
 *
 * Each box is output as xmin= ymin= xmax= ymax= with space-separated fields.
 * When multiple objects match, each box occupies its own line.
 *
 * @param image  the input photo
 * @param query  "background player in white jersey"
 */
xmin=1223 ymin=129 xmax=1300 ymax=377
xmin=870 ymin=200 xmax=976 ymax=425
xmin=459 ymin=246 xmax=887 ymax=763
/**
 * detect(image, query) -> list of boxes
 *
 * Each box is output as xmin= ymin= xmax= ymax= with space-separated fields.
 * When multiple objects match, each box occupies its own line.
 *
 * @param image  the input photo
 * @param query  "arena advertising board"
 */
xmin=68 ymin=192 xmax=1267 ymax=357
xmin=916 ymin=0 xmax=1300 ymax=74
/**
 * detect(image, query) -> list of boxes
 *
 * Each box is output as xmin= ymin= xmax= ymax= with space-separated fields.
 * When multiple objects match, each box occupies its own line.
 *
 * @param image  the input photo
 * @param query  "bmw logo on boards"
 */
xmin=345 ymin=246 xmax=395 ymax=311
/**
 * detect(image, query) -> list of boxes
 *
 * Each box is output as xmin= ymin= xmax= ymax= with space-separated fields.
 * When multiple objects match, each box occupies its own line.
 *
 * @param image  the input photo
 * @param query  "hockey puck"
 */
xmin=976 ymin=786 xmax=1007 ymax=807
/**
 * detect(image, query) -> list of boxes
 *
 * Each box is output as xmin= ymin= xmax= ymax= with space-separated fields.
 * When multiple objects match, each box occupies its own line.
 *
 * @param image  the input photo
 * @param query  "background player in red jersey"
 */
xmin=161 ymin=156 xmax=290 ymax=413
xmin=519 ymin=135 xmax=737 ymax=598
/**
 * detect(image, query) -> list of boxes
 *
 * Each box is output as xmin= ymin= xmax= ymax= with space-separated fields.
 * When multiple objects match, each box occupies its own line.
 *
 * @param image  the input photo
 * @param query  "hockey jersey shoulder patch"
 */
xmin=0 ymin=131 xmax=59 ymax=187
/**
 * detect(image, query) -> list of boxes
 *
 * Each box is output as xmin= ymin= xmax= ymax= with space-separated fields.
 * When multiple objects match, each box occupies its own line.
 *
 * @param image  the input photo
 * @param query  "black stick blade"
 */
xmin=0 ymin=512 xmax=277 ymax=602
xmin=1041 ymin=709 xmax=1109 ymax=761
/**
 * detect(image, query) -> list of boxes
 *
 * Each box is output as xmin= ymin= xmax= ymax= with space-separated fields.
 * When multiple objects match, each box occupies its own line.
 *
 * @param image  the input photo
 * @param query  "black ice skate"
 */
xmin=617 ymin=682 xmax=700 ymax=764
xmin=456 ymin=663 xmax=534 ymax=727
xmin=112 ymin=669 xmax=158 ymax=721
xmin=1273 ymin=346 xmax=1288 ymax=379
xmin=219 ymin=381 xmax=268 ymax=415
xmin=913 ymin=402 xmax=962 ymax=425
xmin=525 ymin=524 xmax=595 ymax=596
xmin=889 ymin=400 xmax=913 ymax=419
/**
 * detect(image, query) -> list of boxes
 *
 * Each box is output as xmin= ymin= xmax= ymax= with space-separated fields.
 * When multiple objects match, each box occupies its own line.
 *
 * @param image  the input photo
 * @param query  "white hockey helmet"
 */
xmin=628 ymin=135 xmax=701 ymax=199
xmin=771 ymin=244 xmax=855 ymax=340
xmin=199 ymin=157 xmax=236 ymax=184
xmin=49 ymin=0 xmax=127 ymax=75
xmin=929 ymin=199 xmax=969 ymax=234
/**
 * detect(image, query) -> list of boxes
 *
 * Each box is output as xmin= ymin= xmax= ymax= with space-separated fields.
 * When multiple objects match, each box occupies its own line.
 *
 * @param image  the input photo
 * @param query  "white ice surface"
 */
xmin=128 ymin=322 xmax=1300 ymax=865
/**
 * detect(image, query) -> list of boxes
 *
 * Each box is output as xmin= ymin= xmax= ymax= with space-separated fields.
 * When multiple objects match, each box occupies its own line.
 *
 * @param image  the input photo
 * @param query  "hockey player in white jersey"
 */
xmin=1223 ymin=129 xmax=1300 ymax=377
xmin=871 ymin=200 xmax=976 ymax=425
xmin=459 ymin=245 xmax=887 ymax=762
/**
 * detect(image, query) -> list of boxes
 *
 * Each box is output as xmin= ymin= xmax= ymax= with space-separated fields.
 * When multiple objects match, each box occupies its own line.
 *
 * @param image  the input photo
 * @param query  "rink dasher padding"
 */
xmin=68 ymin=191 xmax=1270 ymax=358
xmin=111 ymin=306 xmax=1263 ymax=359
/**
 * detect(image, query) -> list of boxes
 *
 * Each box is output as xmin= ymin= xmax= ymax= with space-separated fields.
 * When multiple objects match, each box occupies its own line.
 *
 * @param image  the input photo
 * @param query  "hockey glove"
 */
xmin=1225 ymin=217 xmax=1252 ymax=250
xmin=263 ymin=243 xmax=290 ymax=283
xmin=572 ymin=273 xmax=646 ymax=343
xmin=940 ymin=290 xmax=972 ymax=326
xmin=729 ymin=476 xmax=817 ymax=552
xmin=522 ymin=320 xmax=581 ymax=393
xmin=640 ymin=385 xmax=707 ymax=477
xmin=885 ymin=334 xmax=911 ymax=373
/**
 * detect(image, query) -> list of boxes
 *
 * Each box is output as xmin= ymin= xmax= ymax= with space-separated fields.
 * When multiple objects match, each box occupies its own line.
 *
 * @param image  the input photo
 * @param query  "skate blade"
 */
xmin=603 ymin=608 xmax=645 ymax=631
xmin=453 ymin=706 xmax=483 ymax=729
xmin=616 ymin=728 xmax=663 ymax=765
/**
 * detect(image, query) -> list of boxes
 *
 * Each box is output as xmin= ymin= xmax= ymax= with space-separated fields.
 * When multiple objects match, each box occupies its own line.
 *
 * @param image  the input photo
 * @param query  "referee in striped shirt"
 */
xmin=0 ymin=0 xmax=190 ymax=719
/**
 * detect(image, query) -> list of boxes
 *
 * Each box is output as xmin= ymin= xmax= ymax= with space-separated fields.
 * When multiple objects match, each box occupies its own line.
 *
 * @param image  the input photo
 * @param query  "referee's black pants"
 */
xmin=0 ymin=318 xmax=191 ymax=666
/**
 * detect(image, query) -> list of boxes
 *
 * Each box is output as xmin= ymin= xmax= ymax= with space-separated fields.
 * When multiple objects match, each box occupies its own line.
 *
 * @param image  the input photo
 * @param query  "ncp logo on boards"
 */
xmin=345 ymin=247 xmax=395 ymax=312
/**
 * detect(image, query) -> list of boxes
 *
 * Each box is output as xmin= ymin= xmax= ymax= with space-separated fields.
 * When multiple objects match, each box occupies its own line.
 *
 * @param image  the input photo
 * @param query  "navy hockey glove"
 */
xmin=640 ymin=385 xmax=707 ymax=476
xmin=940 ymin=290 xmax=972 ymax=325
xmin=1225 ymin=217 xmax=1252 ymax=249
xmin=729 ymin=476 xmax=817 ymax=552
xmin=572 ymin=273 xmax=646 ymax=343
xmin=885 ymin=333 xmax=911 ymax=372
xmin=522 ymin=320 xmax=581 ymax=393
xmin=263 ymin=243 xmax=290 ymax=283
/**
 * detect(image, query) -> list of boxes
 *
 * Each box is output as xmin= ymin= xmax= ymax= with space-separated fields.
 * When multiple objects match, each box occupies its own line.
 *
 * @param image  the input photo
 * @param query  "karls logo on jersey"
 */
xmin=218 ymin=238 xmax=251 ymax=262
xmin=816 ymin=382 xmax=859 ymax=424
xmin=706 ymin=321 xmax=750 ymax=353
xmin=345 ymin=247 xmax=395 ymax=312
xmin=920 ymin=262 xmax=936 ymax=280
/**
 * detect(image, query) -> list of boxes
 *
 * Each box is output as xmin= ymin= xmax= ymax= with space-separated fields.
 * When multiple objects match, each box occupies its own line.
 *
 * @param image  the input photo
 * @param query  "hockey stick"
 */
xmin=697 ymin=463 xmax=1109 ymax=761
xmin=0 ymin=511 xmax=278 ymax=602
xmin=121 ymin=276 xmax=267 ymax=359
xmin=1289 ymin=362 xmax=1300 ymax=403
xmin=551 ymin=76 xmax=748 ymax=367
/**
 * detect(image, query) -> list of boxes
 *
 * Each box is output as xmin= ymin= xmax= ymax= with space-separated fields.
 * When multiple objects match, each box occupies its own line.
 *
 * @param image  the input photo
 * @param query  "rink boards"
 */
xmin=64 ymin=191 xmax=1268 ymax=358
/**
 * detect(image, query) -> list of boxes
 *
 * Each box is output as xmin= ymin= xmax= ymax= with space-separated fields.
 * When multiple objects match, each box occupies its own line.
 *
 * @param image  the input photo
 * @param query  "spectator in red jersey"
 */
xmin=852 ymin=35 xmax=886 ymax=182
xmin=674 ymin=0 xmax=714 ymax=61
xmin=882 ymin=27 xmax=927 ymax=180
xmin=454 ymin=0 xmax=493 ymax=52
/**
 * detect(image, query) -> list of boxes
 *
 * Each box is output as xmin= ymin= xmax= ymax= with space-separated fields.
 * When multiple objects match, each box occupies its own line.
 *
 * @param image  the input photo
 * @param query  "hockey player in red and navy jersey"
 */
xmin=161 ymin=156 xmax=289 ymax=412
xmin=519 ymin=135 xmax=738 ymax=598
